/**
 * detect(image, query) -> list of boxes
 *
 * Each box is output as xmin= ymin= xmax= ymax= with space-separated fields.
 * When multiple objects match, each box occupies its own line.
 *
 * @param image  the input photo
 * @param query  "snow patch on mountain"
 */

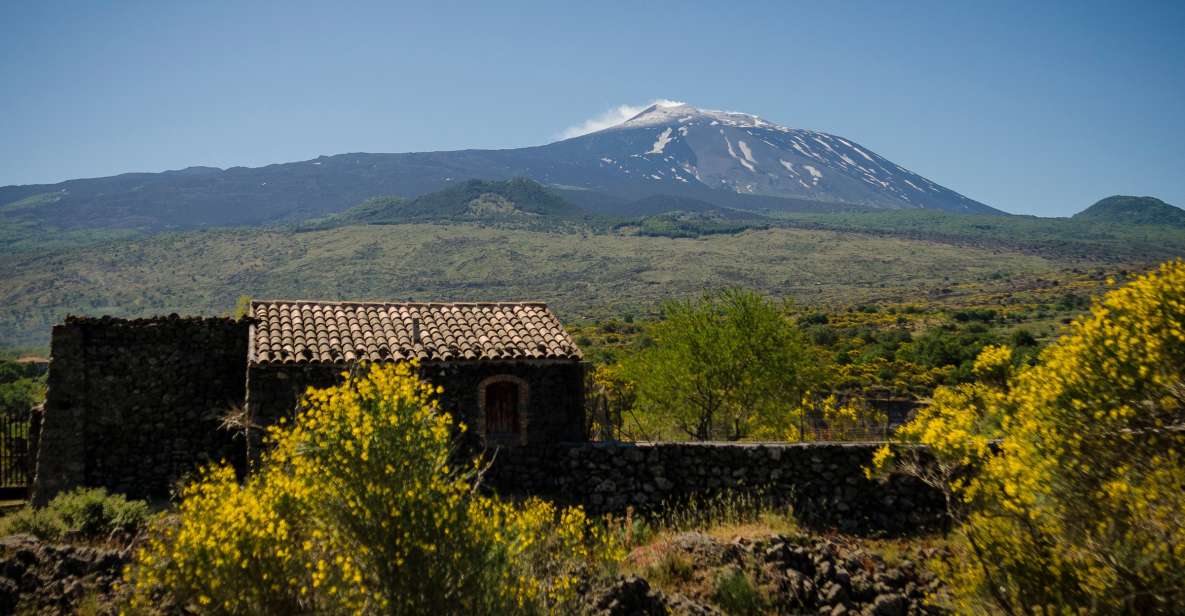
xmin=647 ymin=128 xmax=674 ymax=155
xmin=737 ymin=140 xmax=757 ymax=164
xmin=723 ymin=136 xmax=756 ymax=172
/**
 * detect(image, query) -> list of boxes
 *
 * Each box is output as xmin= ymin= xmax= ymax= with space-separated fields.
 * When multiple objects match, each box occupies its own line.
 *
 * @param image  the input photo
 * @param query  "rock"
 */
xmin=783 ymin=568 xmax=818 ymax=608
xmin=724 ymin=538 xmax=752 ymax=564
xmin=588 ymin=575 xmax=667 ymax=616
xmin=849 ymin=571 xmax=877 ymax=603
xmin=866 ymin=593 xmax=908 ymax=616
xmin=0 ymin=576 xmax=19 ymax=615
xmin=0 ymin=534 xmax=129 ymax=615
xmin=822 ymin=580 xmax=849 ymax=605
xmin=585 ymin=575 xmax=721 ymax=616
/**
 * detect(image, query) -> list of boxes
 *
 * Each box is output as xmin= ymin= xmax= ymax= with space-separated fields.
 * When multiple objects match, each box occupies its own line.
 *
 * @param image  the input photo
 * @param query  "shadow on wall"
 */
xmin=484 ymin=442 xmax=947 ymax=537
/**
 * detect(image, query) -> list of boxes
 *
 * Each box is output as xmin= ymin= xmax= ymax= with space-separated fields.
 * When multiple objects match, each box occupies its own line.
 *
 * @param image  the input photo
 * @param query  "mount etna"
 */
xmin=2 ymin=103 xmax=1181 ymax=351
xmin=0 ymin=102 xmax=997 ymax=237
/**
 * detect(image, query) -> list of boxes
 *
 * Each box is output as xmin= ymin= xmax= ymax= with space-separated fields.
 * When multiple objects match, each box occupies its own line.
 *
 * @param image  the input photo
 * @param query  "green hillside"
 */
xmin=298 ymin=178 xmax=583 ymax=229
xmin=769 ymin=208 xmax=1185 ymax=260
xmin=0 ymin=218 xmax=1159 ymax=349
xmin=1072 ymin=195 xmax=1185 ymax=227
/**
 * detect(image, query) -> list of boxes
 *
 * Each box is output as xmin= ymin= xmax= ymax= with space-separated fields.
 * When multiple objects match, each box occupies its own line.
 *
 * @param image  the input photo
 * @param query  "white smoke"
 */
xmin=557 ymin=99 xmax=686 ymax=139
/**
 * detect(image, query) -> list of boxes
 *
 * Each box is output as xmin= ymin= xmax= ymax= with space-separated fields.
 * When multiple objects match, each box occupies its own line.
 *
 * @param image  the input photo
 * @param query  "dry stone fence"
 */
xmin=484 ymin=442 xmax=946 ymax=535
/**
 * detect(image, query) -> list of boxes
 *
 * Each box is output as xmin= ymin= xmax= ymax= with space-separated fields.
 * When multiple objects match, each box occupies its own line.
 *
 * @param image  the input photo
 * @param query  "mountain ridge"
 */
xmin=1 ymin=102 xmax=997 ymax=238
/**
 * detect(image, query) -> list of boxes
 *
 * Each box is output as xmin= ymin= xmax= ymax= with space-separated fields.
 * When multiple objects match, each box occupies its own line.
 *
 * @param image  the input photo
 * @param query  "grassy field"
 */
xmin=770 ymin=209 xmax=1185 ymax=261
xmin=0 ymin=216 xmax=1152 ymax=349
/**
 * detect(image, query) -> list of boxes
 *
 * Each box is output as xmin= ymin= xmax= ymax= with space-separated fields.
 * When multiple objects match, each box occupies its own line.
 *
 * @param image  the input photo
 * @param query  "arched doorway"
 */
xmin=485 ymin=381 xmax=519 ymax=436
xmin=480 ymin=375 xmax=529 ymax=445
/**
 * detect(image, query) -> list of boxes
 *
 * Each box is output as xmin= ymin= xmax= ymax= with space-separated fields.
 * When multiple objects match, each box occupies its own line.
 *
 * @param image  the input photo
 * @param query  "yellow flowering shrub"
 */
xmin=884 ymin=260 xmax=1185 ymax=613
xmin=785 ymin=393 xmax=888 ymax=441
xmin=123 ymin=362 xmax=622 ymax=615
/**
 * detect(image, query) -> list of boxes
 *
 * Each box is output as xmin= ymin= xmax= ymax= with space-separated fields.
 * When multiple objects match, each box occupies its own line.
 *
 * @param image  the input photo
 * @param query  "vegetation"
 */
xmin=0 ymin=357 xmax=45 ymax=416
xmin=771 ymin=208 xmax=1185 ymax=261
xmin=294 ymin=196 xmax=406 ymax=231
xmin=0 ymin=487 xmax=150 ymax=543
xmin=0 ymin=224 xmax=1180 ymax=611
xmin=1073 ymin=195 xmax=1185 ymax=227
xmin=122 ymin=363 xmax=621 ymax=615
xmin=623 ymin=289 xmax=822 ymax=440
xmin=877 ymin=260 xmax=1185 ymax=613
xmin=0 ymin=216 xmax=1138 ymax=350
xmin=633 ymin=209 xmax=770 ymax=238
xmin=574 ymin=269 xmax=1109 ymax=441
xmin=295 ymin=178 xmax=587 ymax=231
xmin=612 ymin=492 xmax=945 ymax=614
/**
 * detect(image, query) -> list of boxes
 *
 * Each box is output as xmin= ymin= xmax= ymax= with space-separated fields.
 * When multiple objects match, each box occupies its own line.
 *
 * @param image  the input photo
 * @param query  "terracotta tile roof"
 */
xmin=249 ymin=300 xmax=583 ymax=365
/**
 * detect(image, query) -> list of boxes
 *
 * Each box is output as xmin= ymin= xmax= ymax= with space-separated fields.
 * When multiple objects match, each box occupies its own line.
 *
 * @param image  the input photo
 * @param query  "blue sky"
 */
xmin=1 ymin=1 xmax=1182 ymax=216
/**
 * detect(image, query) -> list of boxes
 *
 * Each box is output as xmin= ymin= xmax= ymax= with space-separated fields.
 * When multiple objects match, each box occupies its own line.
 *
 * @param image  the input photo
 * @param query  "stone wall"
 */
xmin=32 ymin=316 xmax=249 ymax=504
xmin=247 ymin=360 xmax=586 ymax=448
xmin=485 ymin=442 xmax=946 ymax=536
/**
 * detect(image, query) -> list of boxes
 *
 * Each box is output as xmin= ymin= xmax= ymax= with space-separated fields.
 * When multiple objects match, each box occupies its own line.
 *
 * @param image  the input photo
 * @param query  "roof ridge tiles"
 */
xmin=252 ymin=299 xmax=552 ymax=308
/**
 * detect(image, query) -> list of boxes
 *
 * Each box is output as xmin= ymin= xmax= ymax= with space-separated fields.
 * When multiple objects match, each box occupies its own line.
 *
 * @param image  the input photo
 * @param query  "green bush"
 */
xmin=1 ymin=487 xmax=150 ymax=541
xmin=712 ymin=567 xmax=765 ymax=615
xmin=0 ymin=507 xmax=66 ymax=539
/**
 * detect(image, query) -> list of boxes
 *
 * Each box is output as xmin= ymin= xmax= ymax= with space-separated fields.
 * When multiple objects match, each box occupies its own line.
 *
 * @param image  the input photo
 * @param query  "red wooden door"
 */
xmin=485 ymin=382 xmax=519 ymax=436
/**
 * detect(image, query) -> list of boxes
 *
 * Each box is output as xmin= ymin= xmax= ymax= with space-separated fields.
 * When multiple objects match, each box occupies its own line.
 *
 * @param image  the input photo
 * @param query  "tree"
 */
xmin=877 ymin=260 xmax=1185 ymax=613
xmin=624 ymin=289 xmax=822 ymax=441
xmin=585 ymin=363 xmax=638 ymax=441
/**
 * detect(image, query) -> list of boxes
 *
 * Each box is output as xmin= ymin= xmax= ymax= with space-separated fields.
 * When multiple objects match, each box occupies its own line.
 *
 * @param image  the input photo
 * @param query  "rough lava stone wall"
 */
xmin=247 ymin=360 xmax=585 ymax=448
xmin=484 ymin=442 xmax=947 ymax=536
xmin=32 ymin=316 xmax=249 ymax=504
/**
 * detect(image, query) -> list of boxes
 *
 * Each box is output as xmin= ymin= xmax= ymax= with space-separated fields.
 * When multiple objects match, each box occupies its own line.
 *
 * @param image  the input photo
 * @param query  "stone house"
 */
xmin=31 ymin=300 xmax=586 ymax=503
xmin=246 ymin=300 xmax=587 ymax=448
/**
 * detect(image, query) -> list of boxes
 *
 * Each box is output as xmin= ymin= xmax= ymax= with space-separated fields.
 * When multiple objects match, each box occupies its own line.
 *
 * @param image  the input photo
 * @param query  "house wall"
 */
xmin=31 ymin=316 xmax=249 ymax=504
xmin=246 ymin=361 xmax=586 ymax=447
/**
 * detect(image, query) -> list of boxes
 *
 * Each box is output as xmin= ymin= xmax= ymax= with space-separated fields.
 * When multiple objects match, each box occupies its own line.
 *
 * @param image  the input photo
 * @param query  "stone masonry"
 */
xmin=31 ymin=316 xmax=249 ymax=504
xmin=485 ymin=442 xmax=947 ymax=536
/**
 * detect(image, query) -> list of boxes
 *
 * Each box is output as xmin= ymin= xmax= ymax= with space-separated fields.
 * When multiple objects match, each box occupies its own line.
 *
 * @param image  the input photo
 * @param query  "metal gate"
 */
xmin=0 ymin=408 xmax=32 ymax=499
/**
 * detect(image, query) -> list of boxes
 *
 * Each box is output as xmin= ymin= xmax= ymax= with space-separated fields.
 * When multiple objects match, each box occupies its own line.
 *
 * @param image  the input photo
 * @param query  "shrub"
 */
xmin=0 ymin=487 xmax=149 ymax=542
xmin=881 ymin=260 xmax=1185 ymax=613
xmin=49 ymin=487 xmax=151 ymax=538
xmin=712 ymin=567 xmax=765 ymax=615
xmin=647 ymin=549 xmax=694 ymax=587
xmin=0 ymin=506 xmax=66 ymax=540
xmin=122 ymin=362 xmax=622 ymax=615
